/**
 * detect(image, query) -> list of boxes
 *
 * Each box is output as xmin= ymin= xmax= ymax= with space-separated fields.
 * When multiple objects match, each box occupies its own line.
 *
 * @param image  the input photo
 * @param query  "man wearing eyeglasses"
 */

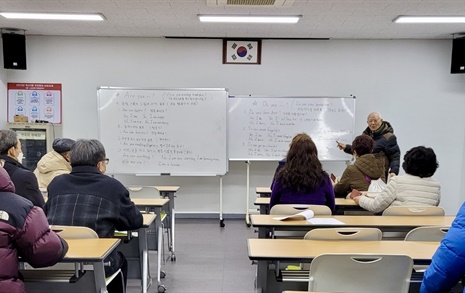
xmin=45 ymin=139 xmax=143 ymax=293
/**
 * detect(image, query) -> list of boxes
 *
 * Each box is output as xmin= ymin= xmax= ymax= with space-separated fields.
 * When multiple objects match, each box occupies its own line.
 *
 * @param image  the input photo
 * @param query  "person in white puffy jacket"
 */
xmin=349 ymin=146 xmax=440 ymax=214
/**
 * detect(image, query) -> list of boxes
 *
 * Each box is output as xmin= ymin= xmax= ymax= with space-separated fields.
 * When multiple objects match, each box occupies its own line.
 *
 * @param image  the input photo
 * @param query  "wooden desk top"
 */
xmin=256 ymin=187 xmax=271 ymax=194
xmin=63 ymin=238 xmax=121 ymax=262
xmin=133 ymin=198 xmax=169 ymax=207
xmin=251 ymin=214 xmax=454 ymax=228
xmin=248 ymin=239 xmax=439 ymax=261
xmin=155 ymin=186 xmax=180 ymax=192
xmin=142 ymin=213 xmax=156 ymax=227
xmin=254 ymin=197 xmax=357 ymax=207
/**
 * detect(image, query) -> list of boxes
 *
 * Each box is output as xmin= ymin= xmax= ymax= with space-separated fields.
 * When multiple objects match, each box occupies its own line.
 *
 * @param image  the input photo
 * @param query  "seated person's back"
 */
xmin=350 ymin=146 xmax=440 ymax=214
xmin=34 ymin=138 xmax=75 ymax=189
xmin=45 ymin=139 xmax=142 ymax=291
xmin=270 ymin=133 xmax=335 ymax=213
xmin=0 ymin=129 xmax=44 ymax=208
xmin=0 ymin=161 xmax=68 ymax=293
xmin=333 ymin=135 xmax=385 ymax=198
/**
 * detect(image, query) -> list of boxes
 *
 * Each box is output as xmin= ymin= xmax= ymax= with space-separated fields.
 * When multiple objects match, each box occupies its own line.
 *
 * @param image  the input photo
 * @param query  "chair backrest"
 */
xmin=53 ymin=225 xmax=99 ymax=239
xmin=126 ymin=185 xmax=159 ymax=198
xmin=270 ymin=204 xmax=332 ymax=216
xmin=304 ymin=228 xmax=382 ymax=241
xmin=404 ymin=226 xmax=450 ymax=241
xmin=308 ymin=254 xmax=413 ymax=293
xmin=382 ymin=206 xmax=445 ymax=216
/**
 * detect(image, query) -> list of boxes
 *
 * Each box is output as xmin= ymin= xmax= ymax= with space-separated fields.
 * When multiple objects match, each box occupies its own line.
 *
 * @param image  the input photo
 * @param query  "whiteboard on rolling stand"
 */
xmin=98 ymin=87 xmax=228 ymax=175
xmin=228 ymin=96 xmax=356 ymax=161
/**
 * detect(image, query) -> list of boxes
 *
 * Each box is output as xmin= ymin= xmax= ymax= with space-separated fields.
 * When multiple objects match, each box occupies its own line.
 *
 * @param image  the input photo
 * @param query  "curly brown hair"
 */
xmin=275 ymin=133 xmax=325 ymax=192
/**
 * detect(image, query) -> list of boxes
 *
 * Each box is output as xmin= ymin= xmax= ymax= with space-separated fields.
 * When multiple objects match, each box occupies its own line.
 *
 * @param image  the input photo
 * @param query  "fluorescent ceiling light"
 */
xmin=0 ymin=12 xmax=105 ymax=21
xmin=394 ymin=16 xmax=465 ymax=23
xmin=198 ymin=15 xmax=300 ymax=24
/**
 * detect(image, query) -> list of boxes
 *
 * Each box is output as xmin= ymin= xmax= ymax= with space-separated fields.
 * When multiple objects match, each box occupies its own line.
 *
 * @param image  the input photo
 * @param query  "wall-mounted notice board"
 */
xmin=228 ymin=96 xmax=356 ymax=161
xmin=7 ymin=83 xmax=62 ymax=123
xmin=98 ymin=87 xmax=228 ymax=175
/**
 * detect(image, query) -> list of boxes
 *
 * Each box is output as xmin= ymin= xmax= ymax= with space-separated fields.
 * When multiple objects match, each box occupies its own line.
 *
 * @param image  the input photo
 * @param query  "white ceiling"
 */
xmin=0 ymin=0 xmax=464 ymax=39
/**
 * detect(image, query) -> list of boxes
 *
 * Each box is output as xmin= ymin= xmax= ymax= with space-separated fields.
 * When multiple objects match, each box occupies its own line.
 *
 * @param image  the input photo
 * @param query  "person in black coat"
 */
xmin=0 ymin=129 xmax=44 ymax=208
xmin=337 ymin=112 xmax=401 ymax=179
xmin=45 ymin=139 xmax=143 ymax=292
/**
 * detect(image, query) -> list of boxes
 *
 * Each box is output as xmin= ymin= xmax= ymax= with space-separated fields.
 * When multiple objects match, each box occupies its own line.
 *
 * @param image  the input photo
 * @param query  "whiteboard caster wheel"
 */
xmin=158 ymin=285 xmax=166 ymax=292
xmin=171 ymin=254 xmax=176 ymax=261
xmin=220 ymin=219 xmax=225 ymax=227
xmin=160 ymin=270 xmax=166 ymax=278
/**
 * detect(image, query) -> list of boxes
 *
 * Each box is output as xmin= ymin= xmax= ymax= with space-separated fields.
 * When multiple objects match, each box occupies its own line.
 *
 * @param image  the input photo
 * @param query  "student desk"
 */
xmin=154 ymin=185 xmax=180 ymax=261
xmin=251 ymin=214 xmax=455 ymax=238
xmin=256 ymin=187 xmax=272 ymax=197
xmin=254 ymin=197 xmax=361 ymax=215
xmin=133 ymin=198 xmax=169 ymax=290
xmin=248 ymin=239 xmax=439 ymax=293
xmin=23 ymin=238 xmax=120 ymax=293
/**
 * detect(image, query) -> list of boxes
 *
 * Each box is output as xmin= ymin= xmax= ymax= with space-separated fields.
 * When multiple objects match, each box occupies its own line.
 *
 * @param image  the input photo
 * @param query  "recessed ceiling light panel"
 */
xmin=394 ymin=16 xmax=465 ymax=23
xmin=198 ymin=15 xmax=301 ymax=24
xmin=0 ymin=12 xmax=105 ymax=21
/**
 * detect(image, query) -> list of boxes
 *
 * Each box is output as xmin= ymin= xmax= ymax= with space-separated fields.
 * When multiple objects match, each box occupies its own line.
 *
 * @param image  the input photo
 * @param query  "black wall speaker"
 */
xmin=451 ymin=37 xmax=465 ymax=74
xmin=2 ymin=33 xmax=27 ymax=70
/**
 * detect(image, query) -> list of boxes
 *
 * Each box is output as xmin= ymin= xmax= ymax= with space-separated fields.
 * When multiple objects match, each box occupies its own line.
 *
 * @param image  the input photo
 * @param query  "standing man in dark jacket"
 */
xmin=0 ymin=129 xmax=45 ymax=207
xmin=337 ymin=112 xmax=401 ymax=179
xmin=45 ymin=139 xmax=143 ymax=293
xmin=0 ymin=162 xmax=68 ymax=293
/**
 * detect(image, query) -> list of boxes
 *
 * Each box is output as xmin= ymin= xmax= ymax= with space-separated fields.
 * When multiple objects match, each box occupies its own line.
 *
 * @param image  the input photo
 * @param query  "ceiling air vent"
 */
xmin=206 ymin=0 xmax=294 ymax=7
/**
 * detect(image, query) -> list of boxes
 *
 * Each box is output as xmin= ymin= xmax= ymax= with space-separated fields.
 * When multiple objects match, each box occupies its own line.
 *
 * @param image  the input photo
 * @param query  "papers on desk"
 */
xmin=273 ymin=210 xmax=315 ymax=221
xmin=308 ymin=218 xmax=346 ymax=225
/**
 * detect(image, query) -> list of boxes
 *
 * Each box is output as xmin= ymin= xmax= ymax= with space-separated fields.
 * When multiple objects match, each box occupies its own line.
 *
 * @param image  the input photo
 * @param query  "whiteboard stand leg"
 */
xmin=245 ymin=160 xmax=251 ymax=227
xmin=219 ymin=175 xmax=225 ymax=227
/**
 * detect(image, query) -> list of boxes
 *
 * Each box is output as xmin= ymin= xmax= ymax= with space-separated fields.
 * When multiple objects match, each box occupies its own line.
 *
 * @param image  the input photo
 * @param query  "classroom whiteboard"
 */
xmin=228 ymin=96 xmax=356 ymax=161
xmin=98 ymin=87 xmax=228 ymax=175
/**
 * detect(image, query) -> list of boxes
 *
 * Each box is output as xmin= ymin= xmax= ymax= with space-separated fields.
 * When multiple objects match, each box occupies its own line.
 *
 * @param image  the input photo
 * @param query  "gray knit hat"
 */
xmin=52 ymin=138 xmax=75 ymax=153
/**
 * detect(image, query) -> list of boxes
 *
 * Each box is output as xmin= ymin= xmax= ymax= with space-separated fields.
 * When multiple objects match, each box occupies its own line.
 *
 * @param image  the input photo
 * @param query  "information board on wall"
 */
xmin=98 ymin=87 xmax=228 ymax=175
xmin=7 ymin=83 xmax=62 ymax=124
xmin=228 ymin=96 xmax=356 ymax=161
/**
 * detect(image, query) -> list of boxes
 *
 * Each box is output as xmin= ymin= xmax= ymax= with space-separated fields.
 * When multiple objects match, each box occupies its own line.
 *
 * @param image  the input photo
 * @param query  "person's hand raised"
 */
xmin=337 ymin=141 xmax=346 ymax=150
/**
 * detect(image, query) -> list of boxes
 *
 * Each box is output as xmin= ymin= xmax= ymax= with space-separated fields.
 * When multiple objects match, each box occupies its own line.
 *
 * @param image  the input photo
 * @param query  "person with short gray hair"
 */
xmin=0 ymin=129 xmax=44 ymax=207
xmin=69 ymin=139 xmax=106 ymax=168
xmin=0 ymin=129 xmax=18 ymax=155
xmin=34 ymin=138 xmax=75 ymax=188
xmin=45 ymin=138 xmax=142 ymax=292
xmin=337 ymin=112 xmax=401 ymax=179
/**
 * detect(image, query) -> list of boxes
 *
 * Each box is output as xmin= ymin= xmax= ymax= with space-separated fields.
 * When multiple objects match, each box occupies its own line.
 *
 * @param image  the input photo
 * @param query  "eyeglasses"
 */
xmin=102 ymin=158 xmax=110 ymax=165
xmin=0 ymin=159 xmax=4 ymax=167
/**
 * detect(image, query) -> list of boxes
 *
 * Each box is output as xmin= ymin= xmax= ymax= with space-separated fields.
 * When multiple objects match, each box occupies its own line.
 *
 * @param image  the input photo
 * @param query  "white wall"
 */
xmin=1 ymin=37 xmax=464 ymax=215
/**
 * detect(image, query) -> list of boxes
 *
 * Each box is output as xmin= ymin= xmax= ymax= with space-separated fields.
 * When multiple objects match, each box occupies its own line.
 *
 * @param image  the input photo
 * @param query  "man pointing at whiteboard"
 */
xmin=337 ymin=112 xmax=400 ymax=179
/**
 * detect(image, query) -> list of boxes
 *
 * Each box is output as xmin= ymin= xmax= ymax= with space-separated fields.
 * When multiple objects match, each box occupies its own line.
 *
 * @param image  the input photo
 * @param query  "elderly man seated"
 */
xmin=45 ymin=139 xmax=143 ymax=293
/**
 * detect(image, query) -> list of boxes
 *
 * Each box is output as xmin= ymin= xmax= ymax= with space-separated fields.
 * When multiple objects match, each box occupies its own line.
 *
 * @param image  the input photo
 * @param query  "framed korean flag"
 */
xmin=223 ymin=39 xmax=262 ymax=64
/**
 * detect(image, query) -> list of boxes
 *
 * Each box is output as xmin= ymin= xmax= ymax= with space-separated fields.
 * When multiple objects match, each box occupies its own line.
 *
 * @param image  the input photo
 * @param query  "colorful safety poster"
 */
xmin=7 ymin=83 xmax=62 ymax=123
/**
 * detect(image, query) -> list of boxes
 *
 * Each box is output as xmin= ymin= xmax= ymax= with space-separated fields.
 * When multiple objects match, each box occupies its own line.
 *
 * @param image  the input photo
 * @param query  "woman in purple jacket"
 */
xmin=270 ymin=133 xmax=335 ymax=213
xmin=0 ymin=159 xmax=68 ymax=293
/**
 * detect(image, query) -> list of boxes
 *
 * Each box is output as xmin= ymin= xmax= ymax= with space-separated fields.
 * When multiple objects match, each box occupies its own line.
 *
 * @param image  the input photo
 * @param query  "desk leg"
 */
xmin=258 ymin=227 xmax=267 ymax=239
xmin=256 ymin=260 xmax=267 ymax=293
xmin=157 ymin=225 xmax=166 ymax=292
xmin=259 ymin=205 xmax=267 ymax=215
xmin=153 ymin=206 xmax=166 ymax=292
xmin=139 ymin=227 xmax=149 ymax=293
xmin=93 ymin=261 xmax=107 ymax=293
xmin=161 ymin=191 xmax=176 ymax=261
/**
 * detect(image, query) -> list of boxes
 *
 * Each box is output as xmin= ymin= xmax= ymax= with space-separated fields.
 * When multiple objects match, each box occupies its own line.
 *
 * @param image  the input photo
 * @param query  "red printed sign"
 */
xmin=7 ymin=83 xmax=62 ymax=123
